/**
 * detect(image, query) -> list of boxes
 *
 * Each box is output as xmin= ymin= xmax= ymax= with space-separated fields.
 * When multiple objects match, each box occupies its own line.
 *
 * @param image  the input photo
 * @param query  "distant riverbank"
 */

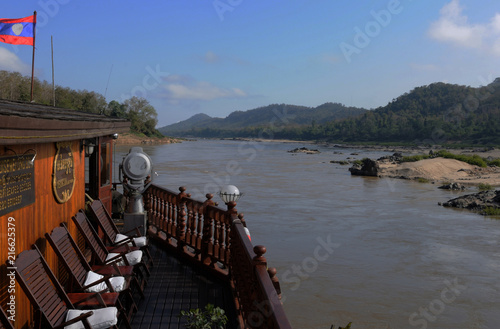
xmin=115 ymin=133 xmax=183 ymax=145
xmin=226 ymin=137 xmax=500 ymax=157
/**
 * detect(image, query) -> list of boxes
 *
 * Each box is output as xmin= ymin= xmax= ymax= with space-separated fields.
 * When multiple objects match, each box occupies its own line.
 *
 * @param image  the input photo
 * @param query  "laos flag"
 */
xmin=0 ymin=14 xmax=36 ymax=46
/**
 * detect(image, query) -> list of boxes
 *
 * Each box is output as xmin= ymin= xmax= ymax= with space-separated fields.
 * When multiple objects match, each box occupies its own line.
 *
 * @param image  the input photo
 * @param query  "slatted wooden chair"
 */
xmin=0 ymin=305 xmax=14 ymax=329
xmin=72 ymin=211 xmax=149 ymax=287
xmin=88 ymin=199 xmax=153 ymax=269
xmin=45 ymin=224 xmax=143 ymax=325
xmin=12 ymin=245 xmax=122 ymax=329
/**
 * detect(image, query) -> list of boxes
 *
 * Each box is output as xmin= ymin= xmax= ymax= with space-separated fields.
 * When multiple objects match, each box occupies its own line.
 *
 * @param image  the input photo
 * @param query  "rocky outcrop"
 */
xmin=438 ymin=182 xmax=466 ymax=190
xmin=349 ymin=158 xmax=380 ymax=176
xmin=377 ymin=152 xmax=403 ymax=163
xmin=288 ymin=147 xmax=321 ymax=154
xmin=441 ymin=190 xmax=500 ymax=214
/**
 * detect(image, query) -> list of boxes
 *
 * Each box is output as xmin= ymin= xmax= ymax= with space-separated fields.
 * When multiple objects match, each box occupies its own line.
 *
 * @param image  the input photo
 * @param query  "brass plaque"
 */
xmin=53 ymin=142 xmax=75 ymax=203
xmin=0 ymin=154 xmax=35 ymax=216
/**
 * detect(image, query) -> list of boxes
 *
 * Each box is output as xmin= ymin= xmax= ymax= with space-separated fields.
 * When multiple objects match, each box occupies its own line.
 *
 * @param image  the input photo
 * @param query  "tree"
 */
xmin=107 ymin=100 xmax=126 ymax=118
xmin=123 ymin=96 xmax=159 ymax=136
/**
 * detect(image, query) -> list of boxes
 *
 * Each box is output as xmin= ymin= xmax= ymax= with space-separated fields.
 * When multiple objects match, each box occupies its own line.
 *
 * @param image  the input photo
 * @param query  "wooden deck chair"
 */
xmin=0 ymin=305 xmax=14 ymax=329
xmin=12 ymin=245 xmax=122 ymax=329
xmin=88 ymin=199 xmax=153 ymax=268
xmin=45 ymin=224 xmax=143 ymax=323
xmin=72 ymin=211 xmax=150 ymax=285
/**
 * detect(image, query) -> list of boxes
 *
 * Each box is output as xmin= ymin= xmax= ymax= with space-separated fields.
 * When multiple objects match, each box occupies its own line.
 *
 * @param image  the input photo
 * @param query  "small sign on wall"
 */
xmin=53 ymin=142 xmax=75 ymax=203
xmin=0 ymin=154 xmax=36 ymax=216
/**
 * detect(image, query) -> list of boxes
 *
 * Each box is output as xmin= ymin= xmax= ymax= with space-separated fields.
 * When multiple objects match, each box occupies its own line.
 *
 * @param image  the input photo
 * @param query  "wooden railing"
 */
xmin=143 ymin=184 xmax=292 ymax=329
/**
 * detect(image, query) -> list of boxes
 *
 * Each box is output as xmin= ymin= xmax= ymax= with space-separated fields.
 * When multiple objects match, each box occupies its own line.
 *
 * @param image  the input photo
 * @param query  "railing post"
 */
xmin=227 ymin=200 xmax=238 ymax=217
xmin=201 ymin=194 xmax=214 ymax=265
xmin=267 ymin=267 xmax=282 ymax=301
xmin=238 ymin=213 xmax=247 ymax=227
xmin=253 ymin=245 xmax=267 ymax=266
xmin=176 ymin=186 xmax=187 ymax=252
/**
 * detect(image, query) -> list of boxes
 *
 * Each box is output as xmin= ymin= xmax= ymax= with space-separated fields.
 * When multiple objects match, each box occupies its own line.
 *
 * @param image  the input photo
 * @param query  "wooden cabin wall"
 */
xmin=0 ymin=140 xmax=86 ymax=329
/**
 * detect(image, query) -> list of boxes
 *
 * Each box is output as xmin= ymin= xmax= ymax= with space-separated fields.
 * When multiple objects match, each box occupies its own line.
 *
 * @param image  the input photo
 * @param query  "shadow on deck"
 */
xmin=130 ymin=239 xmax=239 ymax=329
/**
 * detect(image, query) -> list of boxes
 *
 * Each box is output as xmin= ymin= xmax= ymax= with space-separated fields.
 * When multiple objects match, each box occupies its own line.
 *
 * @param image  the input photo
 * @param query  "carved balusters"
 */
xmin=201 ymin=199 xmax=215 ymax=266
xmin=159 ymin=190 xmax=166 ymax=233
xmin=222 ymin=215 xmax=231 ymax=264
xmin=185 ymin=200 xmax=193 ymax=246
xmin=213 ymin=211 xmax=222 ymax=264
xmin=149 ymin=188 xmax=156 ymax=227
xmin=176 ymin=186 xmax=187 ymax=250
xmin=167 ymin=192 xmax=174 ymax=236
xmin=144 ymin=184 xmax=291 ymax=328
xmin=195 ymin=196 xmax=208 ymax=251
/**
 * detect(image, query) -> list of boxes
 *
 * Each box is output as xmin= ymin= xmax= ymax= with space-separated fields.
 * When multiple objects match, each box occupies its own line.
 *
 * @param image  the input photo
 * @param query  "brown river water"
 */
xmin=115 ymin=140 xmax=500 ymax=329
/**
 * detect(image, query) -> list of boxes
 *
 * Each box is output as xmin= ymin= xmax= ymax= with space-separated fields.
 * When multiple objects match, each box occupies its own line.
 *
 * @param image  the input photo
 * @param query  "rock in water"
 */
xmin=442 ymin=190 xmax=500 ymax=214
xmin=438 ymin=182 xmax=466 ymax=191
xmin=288 ymin=147 xmax=321 ymax=154
xmin=349 ymin=158 xmax=380 ymax=176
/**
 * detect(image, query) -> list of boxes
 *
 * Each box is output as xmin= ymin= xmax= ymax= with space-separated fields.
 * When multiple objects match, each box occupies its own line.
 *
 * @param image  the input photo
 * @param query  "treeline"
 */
xmin=181 ymin=81 xmax=500 ymax=146
xmin=0 ymin=70 xmax=162 ymax=137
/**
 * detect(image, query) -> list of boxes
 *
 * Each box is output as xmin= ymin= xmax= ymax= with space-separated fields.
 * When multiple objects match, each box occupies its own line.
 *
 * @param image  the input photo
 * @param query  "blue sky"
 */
xmin=1 ymin=0 xmax=500 ymax=127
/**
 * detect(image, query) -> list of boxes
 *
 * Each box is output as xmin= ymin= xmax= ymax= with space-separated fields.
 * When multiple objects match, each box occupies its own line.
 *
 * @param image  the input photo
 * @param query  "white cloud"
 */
xmin=428 ymin=0 xmax=500 ymax=55
xmin=428 ymin=0 xmax=485 ymax=48
xmin=491 ymin=13 xmax=500 ymax=33
xmin=0 ymin=47 xmax=31 ymax=74
xmin=158 ymin=75 xmax=247 ymax=101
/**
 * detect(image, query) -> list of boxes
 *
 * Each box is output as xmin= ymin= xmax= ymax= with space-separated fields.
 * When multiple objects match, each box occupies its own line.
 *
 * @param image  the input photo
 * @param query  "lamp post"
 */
xmin=219 ymin=185 xmax=242 ymax=217
xmin=218 ymin=185 xmax=242 ymax=204
xmin=219 ymin=185 xmax=252 ymax=241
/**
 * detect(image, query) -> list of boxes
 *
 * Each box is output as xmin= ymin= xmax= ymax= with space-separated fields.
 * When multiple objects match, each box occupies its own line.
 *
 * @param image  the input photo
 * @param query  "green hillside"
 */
xmin=312 ymin=79 xmax=500 ymax=145
xmin=158 ymin=103 xmax=366 ymax=136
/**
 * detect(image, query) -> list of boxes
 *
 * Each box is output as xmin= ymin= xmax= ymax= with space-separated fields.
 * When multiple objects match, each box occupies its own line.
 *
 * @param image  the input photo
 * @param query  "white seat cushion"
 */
xmin=65 ymin=307 xmax=118 ymax=329
xmin=83 ymin=271 xmax=126 ymax=293
xmin=105 ymin=250 xmax=143 ymax=266
xmin=115 ymin=233 xmax=147 ymax=248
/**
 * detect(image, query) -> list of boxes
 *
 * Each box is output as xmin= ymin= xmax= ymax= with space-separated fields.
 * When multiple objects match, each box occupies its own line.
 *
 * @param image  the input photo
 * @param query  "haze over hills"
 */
xmin=159 ymin=79 xmax=500 ymax=146
xmin=159 ymin=103 xmax=366 ymax=136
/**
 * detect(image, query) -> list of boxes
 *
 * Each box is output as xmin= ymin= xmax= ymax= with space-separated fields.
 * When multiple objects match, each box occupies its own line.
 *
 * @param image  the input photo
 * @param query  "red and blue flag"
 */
xmin=0 ymin=15 xmax=36 ymax=46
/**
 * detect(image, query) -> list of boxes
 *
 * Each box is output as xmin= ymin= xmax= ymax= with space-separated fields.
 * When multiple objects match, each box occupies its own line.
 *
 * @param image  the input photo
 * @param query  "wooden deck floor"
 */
xmin=130 ymin=239 xmax=238 ymax=329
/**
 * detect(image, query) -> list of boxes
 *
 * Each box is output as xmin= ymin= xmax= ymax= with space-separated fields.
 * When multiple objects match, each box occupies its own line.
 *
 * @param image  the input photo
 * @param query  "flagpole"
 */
xmin=51 ymin=35 xmax=55 ymax=106
xmin=30 ymin=11 xmax=37 ymax=102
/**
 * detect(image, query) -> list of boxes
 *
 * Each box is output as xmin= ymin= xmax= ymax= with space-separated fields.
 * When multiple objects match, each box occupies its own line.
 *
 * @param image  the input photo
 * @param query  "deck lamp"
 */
xmin=83 ymin=139 xmax=95 ymax=157
xmin=218 ymin=185 xmax=243 ymax=204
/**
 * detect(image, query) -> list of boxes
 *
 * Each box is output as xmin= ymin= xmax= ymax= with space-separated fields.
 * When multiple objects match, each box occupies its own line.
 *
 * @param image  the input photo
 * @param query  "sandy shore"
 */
xmin=377 ymin=157 xmax=500 ymax=186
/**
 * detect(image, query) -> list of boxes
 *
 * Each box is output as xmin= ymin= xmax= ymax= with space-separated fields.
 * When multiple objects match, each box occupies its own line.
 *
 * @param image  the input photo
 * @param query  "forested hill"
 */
xmin=160 ymin=79 xmax=500 ymax=145
xmin=158 ymin=103 xmax=366 ymax=136
xmin=311 ymin=79 xmax=500 ymax=144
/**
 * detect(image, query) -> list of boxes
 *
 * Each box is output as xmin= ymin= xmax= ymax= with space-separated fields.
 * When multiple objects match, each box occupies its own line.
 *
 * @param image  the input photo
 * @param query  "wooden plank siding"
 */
xmin=0 ymin=99 xmax=130 ymax=329
xmin=0 ymin=141 xmax=86 ymax=329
